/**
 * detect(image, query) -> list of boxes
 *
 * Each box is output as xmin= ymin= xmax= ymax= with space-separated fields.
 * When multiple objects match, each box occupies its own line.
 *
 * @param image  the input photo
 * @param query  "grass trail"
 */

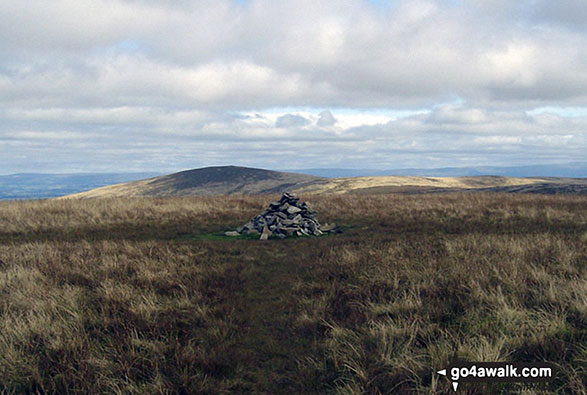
xmin=231 ymin=242 xmax=315 ymax=393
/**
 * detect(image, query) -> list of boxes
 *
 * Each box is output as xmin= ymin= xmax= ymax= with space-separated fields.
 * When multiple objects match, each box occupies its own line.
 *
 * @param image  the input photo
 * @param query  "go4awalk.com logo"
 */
xmin=437 ymin=361 xmax=556 ymax=391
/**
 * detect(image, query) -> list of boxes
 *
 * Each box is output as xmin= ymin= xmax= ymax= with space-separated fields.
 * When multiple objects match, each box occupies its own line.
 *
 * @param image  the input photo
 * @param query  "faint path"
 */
xmin=233 ymin=244 xmax=310 ymax=393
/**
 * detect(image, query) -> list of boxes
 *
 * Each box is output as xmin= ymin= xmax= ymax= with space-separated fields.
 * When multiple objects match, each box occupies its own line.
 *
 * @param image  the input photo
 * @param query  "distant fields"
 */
xmin=0 ymin=194 xmax=585 ymax=393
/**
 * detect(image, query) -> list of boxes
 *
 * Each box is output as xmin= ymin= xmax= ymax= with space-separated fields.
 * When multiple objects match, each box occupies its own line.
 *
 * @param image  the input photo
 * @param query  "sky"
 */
xmin=1 ymin=0 xmax=586 ymax=174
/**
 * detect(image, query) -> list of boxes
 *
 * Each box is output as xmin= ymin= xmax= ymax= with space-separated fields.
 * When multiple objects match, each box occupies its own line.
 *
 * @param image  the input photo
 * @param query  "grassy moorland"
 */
xmin=0 ymin=193 xmax=585 ymax=394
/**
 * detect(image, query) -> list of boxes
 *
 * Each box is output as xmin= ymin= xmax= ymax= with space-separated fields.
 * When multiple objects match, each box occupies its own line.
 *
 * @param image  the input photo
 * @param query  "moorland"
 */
xmin=0 ymin=193 xmax=585 ymax=393
xmin=62 ymin=166 xmax=587 ymax=198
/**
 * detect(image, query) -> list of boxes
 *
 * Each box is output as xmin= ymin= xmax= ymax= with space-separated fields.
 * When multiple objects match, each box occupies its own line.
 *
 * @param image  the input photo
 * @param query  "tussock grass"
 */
xmin=0 ymin=193 xmax=585 ymax=393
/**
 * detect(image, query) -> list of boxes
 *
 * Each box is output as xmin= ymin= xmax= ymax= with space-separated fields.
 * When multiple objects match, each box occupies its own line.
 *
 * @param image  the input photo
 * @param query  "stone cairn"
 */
xmin=225 ymin=192 xmax=336 ymax=240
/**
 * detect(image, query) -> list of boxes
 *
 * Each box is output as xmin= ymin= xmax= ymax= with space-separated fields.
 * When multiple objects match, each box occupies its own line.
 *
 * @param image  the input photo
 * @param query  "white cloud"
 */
xmin=0 ymin=0 xmax=163 ymax=54
xmin=317 ymin=110 xmax=337 ymax=127
xmin=4 ymin=104 xmax=583 ymax=173
xmin=426 ymin=105 xmax=489 ymax=125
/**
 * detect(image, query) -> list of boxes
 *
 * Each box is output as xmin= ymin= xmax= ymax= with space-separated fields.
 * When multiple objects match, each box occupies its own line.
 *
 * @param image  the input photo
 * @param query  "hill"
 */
xmin=62 ymin=166 xmax=587 ymax=198
xmin=63 ymin=166 xmax=327 ymax=198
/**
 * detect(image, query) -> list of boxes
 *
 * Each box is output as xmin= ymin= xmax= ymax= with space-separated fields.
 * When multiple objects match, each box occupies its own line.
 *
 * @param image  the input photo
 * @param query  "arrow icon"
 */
xmin=437 ymin=369 xmax=458 ymax=391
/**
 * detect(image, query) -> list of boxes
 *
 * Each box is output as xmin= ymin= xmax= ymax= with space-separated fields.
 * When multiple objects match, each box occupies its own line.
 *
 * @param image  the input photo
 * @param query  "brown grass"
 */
xmin=0 ymin=193 xmax=585 ymax=393
xmin=61 ymin=173 xmax=569 ymax=198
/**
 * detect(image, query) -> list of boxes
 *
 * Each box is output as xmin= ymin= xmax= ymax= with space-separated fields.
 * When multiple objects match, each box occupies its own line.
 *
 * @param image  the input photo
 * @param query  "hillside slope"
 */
xmin=62 ymin=166 xmax=587 ymax=198
xmin=314 ymin=175 xmax=587 ymax=195
xmin=63 ymin=166 xmax=327 ymax=198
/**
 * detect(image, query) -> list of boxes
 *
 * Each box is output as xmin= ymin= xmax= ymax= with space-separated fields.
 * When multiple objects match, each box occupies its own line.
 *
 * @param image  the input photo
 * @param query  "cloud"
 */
xmin=1 ymin=104 xmax=584 ymax=173
xmin=0 ymin=0 xmax=163 ymax=54
xmin=3 ymin=0 xmax=587 ymax=109
xmin=426 ymin=105 xmax=489 ymax=125
xmin=529 ymin=0 xmax=587 ymax=31
xmin=0 ymin=0 xmax=586 ymax=173
xmin=317 ymin=110 xmax=337 ymax=126
xmin=275 ymin=114 xmax=311 ymax=128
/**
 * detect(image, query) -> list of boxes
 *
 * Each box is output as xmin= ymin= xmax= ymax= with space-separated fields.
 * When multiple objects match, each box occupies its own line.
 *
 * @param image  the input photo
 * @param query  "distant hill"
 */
xmin=62 ymin=166 xmax=587 ymax=198
xmin=4 ymin=164 xmax=585 ymax=200
xmin=63 ymin=166 xmax=327 ymax=198
xmin=0 ymin=172 xmax=160 ymax=200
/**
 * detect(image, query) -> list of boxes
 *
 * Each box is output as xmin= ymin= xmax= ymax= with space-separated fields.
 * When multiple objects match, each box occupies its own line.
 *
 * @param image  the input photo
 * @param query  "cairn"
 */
xmin=226 ymin=192 xmax=336 ymax=240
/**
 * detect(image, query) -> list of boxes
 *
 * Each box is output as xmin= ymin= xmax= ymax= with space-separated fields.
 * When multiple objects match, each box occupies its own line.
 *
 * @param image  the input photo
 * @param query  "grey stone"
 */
xmin=287 ymin=206 xmax=302 ymax=215
xmin=229 ymin=192 xmax=334 ymax=240
xmin=321 ymin=222 xmax=336 ymax=232
xmin=260 ymin=225 xmax=271 ymax=240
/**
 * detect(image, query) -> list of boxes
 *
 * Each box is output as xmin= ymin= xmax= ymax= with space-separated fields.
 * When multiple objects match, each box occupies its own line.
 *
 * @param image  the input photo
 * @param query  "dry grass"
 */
xmin=0 ymin=193 xmax=585 ymax=393
xmin=301 ymin=175 xmax=551 ymax=194
xmin=61 ymin=174 xmax=567 ymax=198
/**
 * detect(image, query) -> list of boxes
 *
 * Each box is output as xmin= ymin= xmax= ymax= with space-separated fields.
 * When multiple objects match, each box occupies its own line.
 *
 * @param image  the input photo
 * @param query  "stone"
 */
xmin=287 ymin=206 xmax=302 ymax=215
xmin=321 ymin=222 xmax=336 ymax=232
xmin=228 ymin=192 xmax=335 ymax=240
xmin=225 ymin=231 xmax=240 ymax=237
xmin=260 ymin=225 xmax=271 ymax=240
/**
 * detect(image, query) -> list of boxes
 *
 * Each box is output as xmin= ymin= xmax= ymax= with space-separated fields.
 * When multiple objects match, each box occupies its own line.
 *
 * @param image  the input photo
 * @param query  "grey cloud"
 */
xmin=275 ymin=114 xmax=310 ymax=128
xmin=530 ymin=0 xmax=587 ymax=31
xmin=2 ymin=0 xmax=587 ymax=110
